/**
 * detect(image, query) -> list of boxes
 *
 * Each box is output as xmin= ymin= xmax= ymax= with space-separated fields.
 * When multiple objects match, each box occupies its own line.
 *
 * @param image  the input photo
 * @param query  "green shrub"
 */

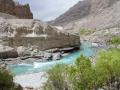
xmin=95 ymin=49 xmax=120 ymax=88
xmin=0 ymin=69 xmax=21 ymax=90
xmin=43 ymin=49 xmax=120 ymax=90
xmin=0 ymin=69 xmax=14 ymax=90
xmin=79 ymin=29 xmax=95 ymax=35
xmin=68 ymin=55 xmax=96 ymax=90
xmin=43 ymin=64 xmax=68 ymax=90
xmin=107 ymin=36 xmax=120 ymax=45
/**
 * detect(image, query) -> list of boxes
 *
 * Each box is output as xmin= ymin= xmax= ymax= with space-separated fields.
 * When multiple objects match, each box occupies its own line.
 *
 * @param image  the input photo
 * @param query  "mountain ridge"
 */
xmin=50 ymin=0 xmax=120 ymax=32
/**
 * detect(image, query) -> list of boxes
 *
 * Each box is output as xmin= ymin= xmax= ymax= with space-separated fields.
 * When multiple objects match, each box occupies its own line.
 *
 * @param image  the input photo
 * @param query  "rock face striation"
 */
xmin=50 ymin=0 xmax=120 ymax=33
xmin=0 ymin=18 xmax=80 ymax=51
xmin=0 ymin=0 xmax=33 ymax=19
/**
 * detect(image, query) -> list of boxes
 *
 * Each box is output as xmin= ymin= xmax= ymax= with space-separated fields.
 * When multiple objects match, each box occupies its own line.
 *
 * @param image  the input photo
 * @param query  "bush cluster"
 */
xmin=107 ymin=36 xmax=120 ymax=45
xmin=0 ymin=69 xmax=22 ymax=90
xmin=43 ymin=49 xmax=120 ymax=90
xmin=79 ymin=29 xmax=95 ymax=35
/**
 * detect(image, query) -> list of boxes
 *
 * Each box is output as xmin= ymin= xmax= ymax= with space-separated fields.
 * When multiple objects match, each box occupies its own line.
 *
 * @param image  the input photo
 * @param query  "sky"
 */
xmin=17 ymin=0 xmax=81 ymax=21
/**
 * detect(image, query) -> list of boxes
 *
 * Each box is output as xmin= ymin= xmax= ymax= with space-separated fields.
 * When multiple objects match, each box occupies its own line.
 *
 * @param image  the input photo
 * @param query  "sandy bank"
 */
xmin=13 ymin=72 xmax=47 ymax=90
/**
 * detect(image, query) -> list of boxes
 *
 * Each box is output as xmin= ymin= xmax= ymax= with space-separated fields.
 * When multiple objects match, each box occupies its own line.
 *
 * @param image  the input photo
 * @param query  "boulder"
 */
xmin=0 ymin=19 xmax=80 ymax=51
xmin=53 ymin=52 xmax=62 ymax=60
xmin=0 ymin=45 xmax=18 ymax=59
xmin=44 ymin=53 xmax=53 ymax=60
xmin=17 ymin=46 xmax=31 ymax=57
xmin=0 ymin=63 xmax=7 ymax=69
xmin=91 ymin=43 xmax=99 ymax=47
xmin=14 ymin=83 xmax=23 ymax=90
xmin=31 ymin=49 xmax=39 ymax=56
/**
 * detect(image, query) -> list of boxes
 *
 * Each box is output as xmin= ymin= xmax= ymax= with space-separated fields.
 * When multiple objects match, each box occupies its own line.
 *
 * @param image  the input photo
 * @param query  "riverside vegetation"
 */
xmin=43 ymin=49 xmax=120 ymax=90
xmin=107 ymin=36 xmax=120 ymax=45
xmin=0 ymin=69 xmax=22 ymax=90
xmin=79 ymin=29 xmax=95 ymax=36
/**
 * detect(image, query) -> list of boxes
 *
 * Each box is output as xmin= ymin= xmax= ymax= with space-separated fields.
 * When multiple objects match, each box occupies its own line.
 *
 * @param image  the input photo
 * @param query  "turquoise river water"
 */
xmin=9 ymin=42 xmax=96 ymax=76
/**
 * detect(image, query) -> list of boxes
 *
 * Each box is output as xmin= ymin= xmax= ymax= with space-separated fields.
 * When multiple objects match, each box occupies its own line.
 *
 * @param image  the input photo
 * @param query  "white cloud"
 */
xmin=17 ymin=0 xmax=81 ymax=21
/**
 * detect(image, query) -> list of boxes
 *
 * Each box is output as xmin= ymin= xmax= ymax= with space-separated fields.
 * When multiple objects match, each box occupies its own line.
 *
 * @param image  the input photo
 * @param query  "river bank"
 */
xmin=13 ymin=72 xmax=47 ymax=90
xmin=2 ymin=42 xmax=102 ymax=90
xmin=0 ymin=45 xmax=80 ymax=68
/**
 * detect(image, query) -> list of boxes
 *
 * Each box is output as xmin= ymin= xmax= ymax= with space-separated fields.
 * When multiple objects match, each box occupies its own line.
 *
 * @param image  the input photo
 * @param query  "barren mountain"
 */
xmin=50 ymin=0 xmax=120 ymax=33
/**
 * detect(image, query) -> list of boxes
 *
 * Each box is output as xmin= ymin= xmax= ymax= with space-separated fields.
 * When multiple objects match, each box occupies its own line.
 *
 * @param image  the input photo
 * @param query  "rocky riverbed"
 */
xmin=80 ymin=28 xmax=120 ymax=44
xmin=0 ymin=44 xmax=80 ymax=90
xmin=0 ymin=44 xmax=80 ymax=69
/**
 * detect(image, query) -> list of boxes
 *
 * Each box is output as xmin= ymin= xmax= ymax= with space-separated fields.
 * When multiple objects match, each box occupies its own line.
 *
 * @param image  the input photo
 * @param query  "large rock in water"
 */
xmin=0 ymin=18 xmax=80 ymax=50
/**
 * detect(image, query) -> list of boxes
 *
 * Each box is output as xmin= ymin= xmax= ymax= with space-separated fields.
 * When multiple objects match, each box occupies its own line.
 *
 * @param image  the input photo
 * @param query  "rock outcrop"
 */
xmin=50 ymin=0 xmax=120 ymax=34
xmin=0 ymin=18 xmax=80 ymax=51
xmin=0 ymin=0 xmax=33 ymax=19
xmin=14 ymin=4 xmax=33 ymax=19
xmin=0 ymin=45 xmax=18 ymax=59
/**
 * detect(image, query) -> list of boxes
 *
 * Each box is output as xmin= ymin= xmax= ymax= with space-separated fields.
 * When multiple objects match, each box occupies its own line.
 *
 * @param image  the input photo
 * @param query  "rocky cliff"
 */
xmin=0 ymin=18 xmax=80 ymax=50
xmin=50 ymin=0 xmax=120 ymax=33
xmin=0 ymin=0 xmax=33 ymax=19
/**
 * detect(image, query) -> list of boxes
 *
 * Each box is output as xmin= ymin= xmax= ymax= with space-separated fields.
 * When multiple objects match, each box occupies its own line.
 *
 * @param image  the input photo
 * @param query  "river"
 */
xmin=9 ymin=42 xmax=96 ymax=76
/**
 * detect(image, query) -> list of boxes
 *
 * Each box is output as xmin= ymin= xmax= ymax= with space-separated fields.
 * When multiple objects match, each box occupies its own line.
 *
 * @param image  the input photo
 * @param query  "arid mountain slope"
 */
xmin=50 ymin=0 xmax=120 ymax=33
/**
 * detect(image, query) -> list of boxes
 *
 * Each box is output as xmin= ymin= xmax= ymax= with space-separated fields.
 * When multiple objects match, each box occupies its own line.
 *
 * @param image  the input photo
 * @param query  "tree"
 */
xmin=95 ymin=49 xmax=120 ymax=89
xmin=43 ymin=64 xmax=68 ymax=90
xmin=68 ymin=55 xmax=96 ymax=90
xmin=43 ymin=49 xmax=120 ymax=90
